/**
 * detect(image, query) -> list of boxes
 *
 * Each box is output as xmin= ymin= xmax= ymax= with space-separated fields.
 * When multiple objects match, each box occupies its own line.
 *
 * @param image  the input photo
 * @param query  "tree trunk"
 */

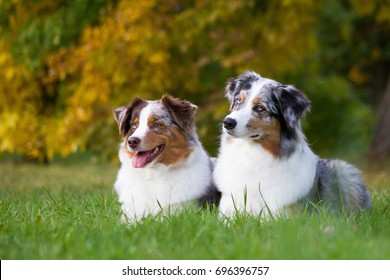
xmin=370 ymin=73 xmax=390 ymax=158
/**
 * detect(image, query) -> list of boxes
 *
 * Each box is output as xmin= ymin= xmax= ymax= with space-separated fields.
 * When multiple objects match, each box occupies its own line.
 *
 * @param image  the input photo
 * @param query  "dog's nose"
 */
xmin=128 ymin=137 xmax=141 ymax=148
xmin=223 ymin=118 xmax=237 ymax=130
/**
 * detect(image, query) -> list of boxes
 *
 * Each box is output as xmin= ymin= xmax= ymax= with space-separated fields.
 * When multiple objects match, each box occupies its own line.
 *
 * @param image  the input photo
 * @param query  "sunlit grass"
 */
xmin=0 ymin=158 xmax=389 ymax=259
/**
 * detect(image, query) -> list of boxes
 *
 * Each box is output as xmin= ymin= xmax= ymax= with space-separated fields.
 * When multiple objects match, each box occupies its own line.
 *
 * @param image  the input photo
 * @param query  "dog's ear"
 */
xmin=225 ymin=77 xmax=239 ymax=108
xmin=225 ymin=71 xmax=261 ymax=109
xmin=161 ymin=94 xmax=197 ymax=131
xmin=113 ymin=97 xmax=146 ymax=136
xmin=273 ymin=85 xmax=310 ymax=129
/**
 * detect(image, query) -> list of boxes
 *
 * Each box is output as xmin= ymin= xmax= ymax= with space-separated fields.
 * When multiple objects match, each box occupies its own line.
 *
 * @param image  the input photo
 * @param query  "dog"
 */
xmin=113 ymin=95 xmax=219 ymax=223
xmin=214 ymin=71 xmax=371 ymax=219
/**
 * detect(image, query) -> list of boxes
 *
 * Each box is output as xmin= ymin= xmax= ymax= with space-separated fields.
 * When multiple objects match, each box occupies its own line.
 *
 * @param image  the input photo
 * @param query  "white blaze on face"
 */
xmin=126 ymin=101 xmax=168 ymax=168
xmin=224 ymin=101 xmax=253 ymax=137
xmin=224 ymin=79 xmax=273 ymax=138
xmin=129 ymin=102 xmax=154 ymax=141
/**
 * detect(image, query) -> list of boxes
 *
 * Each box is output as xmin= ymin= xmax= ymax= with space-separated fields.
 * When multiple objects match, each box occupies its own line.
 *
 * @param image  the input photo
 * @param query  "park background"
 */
xmin=1 ymin=0 xmax=390 ymax=260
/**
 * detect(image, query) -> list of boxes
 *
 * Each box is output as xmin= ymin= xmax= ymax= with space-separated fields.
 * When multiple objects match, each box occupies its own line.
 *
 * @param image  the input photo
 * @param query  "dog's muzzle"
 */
xmin=223 ymin=117 xmax=237 ymax=131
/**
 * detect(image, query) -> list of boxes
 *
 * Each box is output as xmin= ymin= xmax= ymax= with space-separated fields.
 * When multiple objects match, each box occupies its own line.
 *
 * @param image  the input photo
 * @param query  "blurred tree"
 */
xmin=0 ymin=0 xmax=116 ymax=162
xmin=0 ymin=39 xmax=42 ymax=159
xmin=46 ymin=0 xmax=320 ymax=157
xmin=46 ymin=0 xmax=173 ymax=159
xmin=371 ymin=74 xmax=390 ymax=157
xmin=315 ymin=0 xmax=390 ymax=157
xmin=0 ymin=0 xmax=385 ymax=162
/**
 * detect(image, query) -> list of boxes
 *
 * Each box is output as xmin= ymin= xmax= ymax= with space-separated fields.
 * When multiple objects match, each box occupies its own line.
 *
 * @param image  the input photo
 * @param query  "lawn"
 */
xmin=1 ymin=157 xmax=389 ymax=259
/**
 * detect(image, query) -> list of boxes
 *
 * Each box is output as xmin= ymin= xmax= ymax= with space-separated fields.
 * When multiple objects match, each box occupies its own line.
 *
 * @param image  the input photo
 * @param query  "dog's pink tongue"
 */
xmin=132 ymin=152 xmax=151 ymax=168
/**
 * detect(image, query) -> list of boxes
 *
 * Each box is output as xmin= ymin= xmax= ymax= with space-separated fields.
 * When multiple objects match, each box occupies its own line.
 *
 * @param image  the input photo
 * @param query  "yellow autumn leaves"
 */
xmin=0 ymin=0 xmax=387 ymax=161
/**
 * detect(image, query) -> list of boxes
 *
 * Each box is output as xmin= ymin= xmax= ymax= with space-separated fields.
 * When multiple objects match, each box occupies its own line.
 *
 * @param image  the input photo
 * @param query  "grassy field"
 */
xmin=0 ymin=157 xmax=389 ymax=260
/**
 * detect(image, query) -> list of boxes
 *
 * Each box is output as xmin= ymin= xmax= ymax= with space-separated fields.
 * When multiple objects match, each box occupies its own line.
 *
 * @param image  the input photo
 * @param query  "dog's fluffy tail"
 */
xmin=308 ymin=159 xmax=371 ymax=214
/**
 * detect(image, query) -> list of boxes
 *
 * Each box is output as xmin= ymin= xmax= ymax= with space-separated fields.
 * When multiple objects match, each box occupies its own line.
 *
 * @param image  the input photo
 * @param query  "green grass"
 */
xmin=1 ymin=159 xmax=390 ymax=259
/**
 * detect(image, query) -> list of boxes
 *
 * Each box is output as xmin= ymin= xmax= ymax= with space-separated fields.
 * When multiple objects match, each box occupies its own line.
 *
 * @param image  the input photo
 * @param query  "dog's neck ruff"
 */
xmin=214 ymin=131 xmax=319 ymax=217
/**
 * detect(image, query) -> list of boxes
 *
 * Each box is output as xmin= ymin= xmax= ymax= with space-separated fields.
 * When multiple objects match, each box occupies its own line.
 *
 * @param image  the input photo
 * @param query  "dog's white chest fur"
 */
xmin=114 ymin=143 xmax=211 ymax=223
xmin=214 ymin=134 xmax=318 ymax=218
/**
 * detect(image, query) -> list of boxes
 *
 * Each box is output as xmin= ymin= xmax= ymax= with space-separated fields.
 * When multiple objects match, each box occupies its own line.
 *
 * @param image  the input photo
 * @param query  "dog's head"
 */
xmin=223 ymin=71 xmax=310 ymax=157
xmin=114 ymin=95 xmax=198 ymax=168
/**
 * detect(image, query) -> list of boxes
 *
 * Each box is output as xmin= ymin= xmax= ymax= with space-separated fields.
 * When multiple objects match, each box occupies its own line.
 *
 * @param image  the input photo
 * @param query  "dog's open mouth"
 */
xmin=132 ymin=145 xmax=165 ymax=168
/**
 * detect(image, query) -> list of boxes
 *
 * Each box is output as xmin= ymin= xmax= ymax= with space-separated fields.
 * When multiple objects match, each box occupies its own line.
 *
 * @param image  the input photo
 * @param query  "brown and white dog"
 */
xmin=113 ymin=95 xmax=218 ymax=223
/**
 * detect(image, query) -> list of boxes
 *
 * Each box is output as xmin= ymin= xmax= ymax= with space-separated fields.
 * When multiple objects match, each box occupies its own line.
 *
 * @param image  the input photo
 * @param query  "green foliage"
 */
xmin=0 ymin=0 xmax=117 ymax=162
xmin=3 ymin=0 xmax=114 ymax=70
xmin=0 ymin=0 xmax=387 ymax=161
xmin=316 ymin=0 xmax=390 ymax=99
xmin=302 ymin=76 xmax=375 ymax=157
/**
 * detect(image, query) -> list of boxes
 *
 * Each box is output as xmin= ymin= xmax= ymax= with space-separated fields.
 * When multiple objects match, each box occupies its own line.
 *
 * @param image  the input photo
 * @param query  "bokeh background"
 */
xmin=0 ymin=0 xmax=389 ymax=163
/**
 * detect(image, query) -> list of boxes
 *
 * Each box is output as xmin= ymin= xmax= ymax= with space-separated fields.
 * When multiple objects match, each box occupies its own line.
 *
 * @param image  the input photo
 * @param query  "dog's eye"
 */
xmin=153 ymin=122 xmax=161 ymax=129
xmin=253 ymin=105 xmax=265 ymax=113
xmin=234 ymin=97 xmax=242 ymax=105
xmin=131 ymin=123 xmax=137 ymax=129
